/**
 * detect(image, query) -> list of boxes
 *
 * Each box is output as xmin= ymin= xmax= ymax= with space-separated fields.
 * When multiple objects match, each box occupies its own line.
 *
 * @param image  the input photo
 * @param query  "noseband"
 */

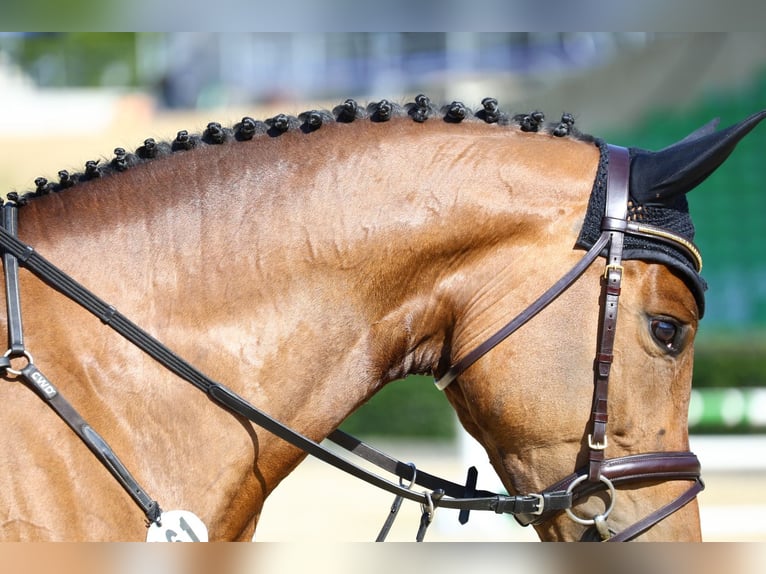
xmin=0 ymin=144 xmax=703 ymax=541
xmin=435 ymin=144 xmax=704 ymax=540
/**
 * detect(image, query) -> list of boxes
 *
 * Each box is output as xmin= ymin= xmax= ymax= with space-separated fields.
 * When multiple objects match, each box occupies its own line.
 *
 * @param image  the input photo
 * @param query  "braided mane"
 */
xmin=7 ymin=95 xmax=593 ymax=206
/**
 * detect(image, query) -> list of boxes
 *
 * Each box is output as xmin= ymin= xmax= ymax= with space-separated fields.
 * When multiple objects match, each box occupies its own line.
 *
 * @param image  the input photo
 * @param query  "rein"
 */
xmin=0 ymin=144 xmax=703 ymax=541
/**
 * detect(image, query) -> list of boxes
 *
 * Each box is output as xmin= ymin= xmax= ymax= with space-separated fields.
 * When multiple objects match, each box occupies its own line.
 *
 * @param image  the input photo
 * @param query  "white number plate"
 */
xmin=146 ymin=510 xmax=208 ymax=542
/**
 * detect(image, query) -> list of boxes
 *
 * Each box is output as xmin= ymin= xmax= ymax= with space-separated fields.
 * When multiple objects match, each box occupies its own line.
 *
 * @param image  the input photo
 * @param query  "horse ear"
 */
xmin=659 ymin=117 xmax=720 ymax=149
xmin=629 ymin=110 xmax=766 ymax=204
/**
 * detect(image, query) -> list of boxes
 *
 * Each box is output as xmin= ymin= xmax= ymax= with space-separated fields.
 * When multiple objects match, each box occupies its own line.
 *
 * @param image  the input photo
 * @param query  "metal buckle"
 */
xmin=528 ymin=493 xmax=545 ymax=516
xmin=603 ymin=263 xmax=623 ymax=280
xmin=588 ymin=433 xmax=608 ymax=450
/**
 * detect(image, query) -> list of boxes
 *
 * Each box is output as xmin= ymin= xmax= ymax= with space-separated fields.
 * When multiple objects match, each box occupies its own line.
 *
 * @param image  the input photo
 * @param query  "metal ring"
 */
xmin=564 ymin=474 xmax=616 ymax=526
xmin=3 ymin=349 xmax=33 ymax=377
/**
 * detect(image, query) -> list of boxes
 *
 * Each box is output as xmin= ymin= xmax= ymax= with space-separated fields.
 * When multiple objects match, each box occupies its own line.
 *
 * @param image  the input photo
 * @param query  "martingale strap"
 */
xmin=0 ymin=205 xmax=162 ymax=527
xmin=2 ymin=206 xmax=23 ymax=354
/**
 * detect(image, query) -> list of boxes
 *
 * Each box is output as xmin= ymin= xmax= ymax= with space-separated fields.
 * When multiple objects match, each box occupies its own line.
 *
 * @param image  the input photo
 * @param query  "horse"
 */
xmin=1 ymin=95 xmax=763 ymax=542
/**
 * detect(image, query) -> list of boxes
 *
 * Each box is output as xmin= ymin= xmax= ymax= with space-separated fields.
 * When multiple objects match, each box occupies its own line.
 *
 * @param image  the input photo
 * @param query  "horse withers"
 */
xmin=1 ymin=97 xmax=763 ymax=540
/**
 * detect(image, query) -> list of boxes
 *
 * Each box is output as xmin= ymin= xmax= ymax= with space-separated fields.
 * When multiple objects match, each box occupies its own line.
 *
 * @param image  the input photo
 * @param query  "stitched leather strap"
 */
xmin=542 ymin=451 xmax=702 ymax=500
xmin=2 ymin=205 xmax=24 ymax=354
xmin=587 ymin=145 xmax=630 ymax=481
xmin=608 ymin=477 xmax=704 ymax=542
xmin=0 ymin=205 xmax=162 ymax=526
xmin=209 ymin=383 xmax=570 ymax=515
xmin=18 ymin=363 xmax=162 ymax=524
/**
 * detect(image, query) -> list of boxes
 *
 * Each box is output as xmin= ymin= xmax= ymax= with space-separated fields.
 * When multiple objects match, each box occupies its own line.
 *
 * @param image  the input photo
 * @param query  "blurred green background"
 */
xmin=1 ymin=32 xmax=765 ymax=437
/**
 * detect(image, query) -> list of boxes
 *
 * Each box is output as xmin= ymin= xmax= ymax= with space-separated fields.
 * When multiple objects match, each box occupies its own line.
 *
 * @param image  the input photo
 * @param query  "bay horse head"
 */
xmin=436 ymin=110 xmax=765 ymax=541
xmin=1 ymin=97 xmax=763 ymax=541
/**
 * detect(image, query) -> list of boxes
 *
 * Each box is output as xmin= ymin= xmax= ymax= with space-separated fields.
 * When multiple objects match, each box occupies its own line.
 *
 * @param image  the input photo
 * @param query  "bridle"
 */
xmin=0 ymin=143 xmax=703 ymax=541
xmin=435 ymin=144 xmax=704 ymax=540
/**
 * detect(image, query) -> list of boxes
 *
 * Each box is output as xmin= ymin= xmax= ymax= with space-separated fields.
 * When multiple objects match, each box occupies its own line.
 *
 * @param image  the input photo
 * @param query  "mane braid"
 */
xmin=4 ymin=95 xmax=593 ymax=207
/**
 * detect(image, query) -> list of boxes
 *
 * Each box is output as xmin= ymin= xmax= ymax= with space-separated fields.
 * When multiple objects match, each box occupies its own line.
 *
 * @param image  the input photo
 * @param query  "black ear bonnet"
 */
xmin=577 ymin=110 xmax=766 ymax=319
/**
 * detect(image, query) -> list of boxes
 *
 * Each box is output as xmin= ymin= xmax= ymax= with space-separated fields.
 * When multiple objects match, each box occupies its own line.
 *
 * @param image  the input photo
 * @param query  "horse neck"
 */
xmin=18 ymin=120 xmax=599 ymax=466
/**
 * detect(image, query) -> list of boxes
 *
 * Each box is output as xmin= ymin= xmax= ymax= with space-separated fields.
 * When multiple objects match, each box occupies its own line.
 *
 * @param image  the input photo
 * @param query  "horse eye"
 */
xmin=650 ymin=318 xmax=680 ymax=351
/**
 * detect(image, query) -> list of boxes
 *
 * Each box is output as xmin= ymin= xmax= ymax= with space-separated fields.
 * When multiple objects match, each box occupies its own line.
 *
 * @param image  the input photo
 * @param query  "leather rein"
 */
xmin=0 ymin=144 xmax=703 ymax=541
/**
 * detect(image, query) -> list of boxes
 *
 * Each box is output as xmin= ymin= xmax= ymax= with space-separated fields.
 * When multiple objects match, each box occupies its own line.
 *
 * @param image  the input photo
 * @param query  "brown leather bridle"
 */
xmin=0 ymin=144 xmax=703 ymax=541
xmin=434 ymin=145 xmax=704 ymax=541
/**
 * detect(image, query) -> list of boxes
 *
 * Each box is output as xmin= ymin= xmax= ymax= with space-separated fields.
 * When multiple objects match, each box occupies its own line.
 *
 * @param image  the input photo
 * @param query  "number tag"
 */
xmin=146 ymin=510 xmax=208 ymax=542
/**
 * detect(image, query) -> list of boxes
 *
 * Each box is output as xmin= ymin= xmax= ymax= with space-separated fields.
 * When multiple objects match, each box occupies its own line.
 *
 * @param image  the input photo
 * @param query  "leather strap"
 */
xmin=0 ymin=205 xmax=162 ymax=526
xmin=587 ymin=145 xmax=630 ymax=481
xmin=2 ymin=205 xmax=24 ymax=354
xmin=435 ymin=231 xmax=611 ymax=390
xmin=328 ymin=429 xmax=495 ymax=501
xmin=209 ymin=382 xmax=569 ymax=515
xmin=538 ymin=451 xmax=702 ymax=503
xmin=19 ymin=363 xmax=162 ymax=524
xmin=375 ymin=461 xmax=415 ymax=541
xmin=516 ymin=451 xmax=704 ymax=540
xmin=608 ymin=477 xmax=704 ymax=542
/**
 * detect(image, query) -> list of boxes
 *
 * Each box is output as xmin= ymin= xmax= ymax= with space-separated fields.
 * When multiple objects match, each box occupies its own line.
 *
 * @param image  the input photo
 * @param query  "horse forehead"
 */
xmin=626 ymin=261 xmax=699 ymax=321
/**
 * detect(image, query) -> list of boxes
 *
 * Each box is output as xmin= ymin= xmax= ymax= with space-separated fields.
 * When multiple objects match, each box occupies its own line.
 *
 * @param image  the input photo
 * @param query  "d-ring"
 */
xmin=3 ymin=349 xmax=33 ymax=377
xmin=564 ymin=474 xmax=616 ymax=526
